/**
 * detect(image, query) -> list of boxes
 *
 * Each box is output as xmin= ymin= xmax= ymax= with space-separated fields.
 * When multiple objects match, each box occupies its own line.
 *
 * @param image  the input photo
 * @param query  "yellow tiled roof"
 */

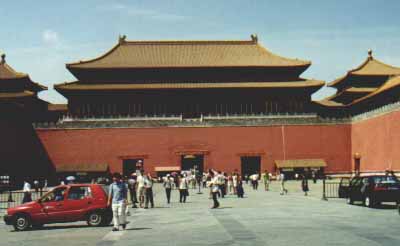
xmin=0 ymin=61 xmax=27 ymax=79
xmin=344 ymin=87 xmax=377 ymax=93
xmin=67 ymin=36 xmax=310 ymax=69
xmin=349 ymin=75 xmax=400 ymax=105
xmin=48 ymin=104 xmax=68 ymax=111
xmin=55 ymin=80 xmax=325 ymax=91
xmin=329 ymin=52 xmax=400 ymax=87
xmin=0 ymin=90 xmax=34 ymax=99
xmin=0 ymin=55 xmax=47 ymax=91
xmin=314 ymin=100 xmax=345 ymax=107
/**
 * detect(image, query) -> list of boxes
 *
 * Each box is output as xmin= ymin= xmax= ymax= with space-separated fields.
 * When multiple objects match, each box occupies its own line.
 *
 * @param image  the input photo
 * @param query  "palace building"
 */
xmin=0 ymin=54 xmax=56 ymax=185
xmin=55 ymin=35 xmax=323 ymax=119
xmin=1 ymin=35 xmax=400 ymax=184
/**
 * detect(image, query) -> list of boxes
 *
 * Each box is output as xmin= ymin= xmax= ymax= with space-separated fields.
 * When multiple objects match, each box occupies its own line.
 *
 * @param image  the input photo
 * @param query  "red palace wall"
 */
xmin=351 ymin=110 xmax=400 ymax=172
xmin=36 ymin=124 xmax=351 ymax=175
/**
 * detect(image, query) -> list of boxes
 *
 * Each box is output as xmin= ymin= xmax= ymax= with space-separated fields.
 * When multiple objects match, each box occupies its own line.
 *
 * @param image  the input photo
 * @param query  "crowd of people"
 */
xmin=18 ymin=161 xmax=315 ymax=232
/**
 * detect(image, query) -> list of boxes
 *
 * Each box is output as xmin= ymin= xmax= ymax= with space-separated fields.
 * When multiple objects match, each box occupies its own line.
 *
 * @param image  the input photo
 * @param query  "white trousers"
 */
xmin=112 ymin=202 xmax=126 ymax=228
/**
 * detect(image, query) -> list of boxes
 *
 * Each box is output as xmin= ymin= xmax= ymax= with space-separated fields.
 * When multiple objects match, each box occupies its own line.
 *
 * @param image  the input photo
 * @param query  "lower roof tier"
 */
xmin=55 ymin=80 xmax=324 ymax=95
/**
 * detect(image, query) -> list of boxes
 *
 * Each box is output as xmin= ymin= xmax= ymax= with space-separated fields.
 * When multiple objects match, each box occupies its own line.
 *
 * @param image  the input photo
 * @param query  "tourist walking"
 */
xmin=136 ymin=170 xmax=146 ymax=208
xmin=262 ymin=170 xmax=270 ymax=191
xmin=128 ymin=173 xmax=138 ymax=208
xmin=179 ymin=174 xmax=189 ymax=203
xmin=227 ymin=174 xmax=233 ymax=194
xmin=107 ymin=173 xmax=128 ymax=231
xmin=250 ymin=173 xmax=259 ymax=190
xmin=280 ymin=172 xmax=288 ymax=195
xmin=237 ymin=176 xmax=244 ymax=198
xmin=163 ymin=174 xmax=174 ymax=204
xmin=144 ymin=173 xmax=154 ymax=209
xmin=301 ymin=174 xmax=309 ymax=196
xmin=33 ymin=180 xmax=39 ymax=192
xmin=209 ymin=171 xmax=220 ymax=208
xmin=22 ymin=180 xmax=32 ymax=204
xmin=232 ymin=172 xmax=238 ymax=195
xmin=218 ymin=171 xmax=226 ymax=198
xmin=312 ymin=171 xmax=317 ymax=184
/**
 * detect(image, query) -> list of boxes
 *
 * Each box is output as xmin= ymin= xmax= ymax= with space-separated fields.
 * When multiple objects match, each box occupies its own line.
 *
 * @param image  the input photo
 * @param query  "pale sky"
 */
xmin=1 ymin=0 xmax=400 ymax=104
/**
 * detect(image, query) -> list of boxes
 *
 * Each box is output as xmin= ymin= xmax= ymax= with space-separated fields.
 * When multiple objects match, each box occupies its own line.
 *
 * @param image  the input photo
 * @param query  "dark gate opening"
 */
xmin=122 ymin=159 xmax=143 ymax=177
xmin=241 ymin=156 xmax=261 ymax=177
xmin=181 ymin=154 xmax=204 ymax=173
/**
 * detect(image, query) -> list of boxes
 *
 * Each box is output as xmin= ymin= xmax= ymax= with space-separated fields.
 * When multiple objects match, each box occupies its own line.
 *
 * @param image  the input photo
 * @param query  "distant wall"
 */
xmin=36 ymin=124 xmax=352 ymax=175
xmin=351 ymin=109 xmax=400 ymax=172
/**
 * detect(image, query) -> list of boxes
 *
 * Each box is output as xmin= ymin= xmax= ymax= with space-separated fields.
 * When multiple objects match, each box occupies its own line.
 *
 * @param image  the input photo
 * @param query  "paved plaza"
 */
xmin=1 ymin=181 xmax=399 ymax=246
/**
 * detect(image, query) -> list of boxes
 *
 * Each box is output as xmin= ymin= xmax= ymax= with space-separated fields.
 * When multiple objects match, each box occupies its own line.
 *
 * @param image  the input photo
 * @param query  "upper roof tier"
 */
xmin=0 ymin=53 xmax=47 ymax=92
xmin=67 ymin=35 xmax=311 ymax=70
xmin=329 ymin=50 xmax=400 ymax=88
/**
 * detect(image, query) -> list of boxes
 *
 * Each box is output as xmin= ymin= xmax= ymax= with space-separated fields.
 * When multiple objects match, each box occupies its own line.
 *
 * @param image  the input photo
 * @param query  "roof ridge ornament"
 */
xmin=118 ymin=34 xmax=127 ymax=44
xmin=368 ymin=49 xmax=373 ymax=60
xmin=1 ymin=53 xmax=5 ymax=64
xmin=250 ymin=34 xmax=258 ymax=43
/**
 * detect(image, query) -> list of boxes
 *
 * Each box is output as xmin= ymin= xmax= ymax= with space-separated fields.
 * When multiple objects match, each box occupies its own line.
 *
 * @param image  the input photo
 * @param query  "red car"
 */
xmin=3 ymin=184 xmax=112 ymax=231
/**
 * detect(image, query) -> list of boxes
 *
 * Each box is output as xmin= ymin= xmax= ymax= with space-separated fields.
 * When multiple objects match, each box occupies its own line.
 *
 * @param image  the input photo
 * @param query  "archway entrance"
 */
xmin=241 ymin=156 xmax=261 ymax=177
xmin=181 ymin=154 xmax=204 ymax=173
xmin=122 ymin=159 xmax=143 ymax=177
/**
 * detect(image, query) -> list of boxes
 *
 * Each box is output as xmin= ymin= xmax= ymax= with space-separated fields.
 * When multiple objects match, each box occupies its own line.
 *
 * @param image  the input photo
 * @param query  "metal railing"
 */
xmin=322 ymin=179 xmax=346 ymax=200
xmin=0 ymin=189 xmax=50 ymax=210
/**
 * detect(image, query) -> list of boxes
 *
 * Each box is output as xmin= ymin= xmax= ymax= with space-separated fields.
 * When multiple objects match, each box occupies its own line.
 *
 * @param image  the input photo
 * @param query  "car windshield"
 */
xmin=41 ymin=187 xmax=67 ymax=202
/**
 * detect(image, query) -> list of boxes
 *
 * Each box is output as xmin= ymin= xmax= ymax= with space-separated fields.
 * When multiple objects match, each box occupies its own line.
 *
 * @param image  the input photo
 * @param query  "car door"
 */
xmin=63 ymin=186 xmax=94 ymax=221
xmin=349 ymin=178 xmax=361 ymax=201
xmin=338 ymin=177 xmax=350 ymax=198
xmin=40 ymin=187 xmax=67 ymax=223
xmin=352 ymin=178 xmax=364 ymax=201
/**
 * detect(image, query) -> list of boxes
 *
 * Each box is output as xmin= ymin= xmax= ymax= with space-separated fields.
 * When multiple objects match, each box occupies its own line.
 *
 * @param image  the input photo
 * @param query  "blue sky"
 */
xmin=1 ymin=0 xmax=400 ymax=103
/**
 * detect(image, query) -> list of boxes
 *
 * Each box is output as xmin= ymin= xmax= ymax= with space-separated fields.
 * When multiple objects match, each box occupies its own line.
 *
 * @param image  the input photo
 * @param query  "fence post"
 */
xmin=322 ymin=178 xmax=328 ymax=201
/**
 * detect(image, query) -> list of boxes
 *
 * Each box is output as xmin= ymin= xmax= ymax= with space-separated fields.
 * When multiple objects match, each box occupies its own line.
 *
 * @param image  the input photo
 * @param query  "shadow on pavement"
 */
xmin=125 ymin=227 xmax=151 ymax=231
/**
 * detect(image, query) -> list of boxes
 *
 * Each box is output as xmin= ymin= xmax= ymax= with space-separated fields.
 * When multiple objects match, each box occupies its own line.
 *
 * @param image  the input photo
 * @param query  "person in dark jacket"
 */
xmin=237 ymin=175 xmax=244 ymax=198
xmin=301 ymin=174 xmax=309 ymax=196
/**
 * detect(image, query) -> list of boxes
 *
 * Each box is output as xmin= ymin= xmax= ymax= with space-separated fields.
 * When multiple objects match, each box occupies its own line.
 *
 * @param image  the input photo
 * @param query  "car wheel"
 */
xmin=346 ymin=196 xmax=353 ymax=205
xmin=87 ymin=211 xmax=103 ymax=227
xmin=364 ymin=196 xmax=374 ymax=208
xmin=13 ymin=214 xmax=32 ymax=231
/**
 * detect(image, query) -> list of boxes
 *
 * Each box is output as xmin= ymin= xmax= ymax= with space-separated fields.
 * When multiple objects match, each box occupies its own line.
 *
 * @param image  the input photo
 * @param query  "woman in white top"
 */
xmin=178 ymin=174 xmax=188 ymax=203
xmin=232 ymin=173 xmax=238 ymax=195
xmin=208 ymin=170 xmax=220 ymax=208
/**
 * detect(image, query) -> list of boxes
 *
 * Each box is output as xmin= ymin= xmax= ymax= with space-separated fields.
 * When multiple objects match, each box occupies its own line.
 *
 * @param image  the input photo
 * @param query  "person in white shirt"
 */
xmin=22 ymin=180 xmax=32 ymax=203
xmin=208 ymin=170 xmax=220 ymax=208
xmin=163 ymin=174 xmax=174 ymax=204
xmin=232 ymin=173 xmax=238 ymax=195
xmin=136 ymin=171 xmax=146 ymax=208
xmin=178 ymin=174 xmax=188 ymax=203
xmin=251 ymin=174 xmax=259 ymax=190
xmin=144 ymin=173 xmax=154 ymax=209
xmin=128 ymin=173 xmax=138 ymax=208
